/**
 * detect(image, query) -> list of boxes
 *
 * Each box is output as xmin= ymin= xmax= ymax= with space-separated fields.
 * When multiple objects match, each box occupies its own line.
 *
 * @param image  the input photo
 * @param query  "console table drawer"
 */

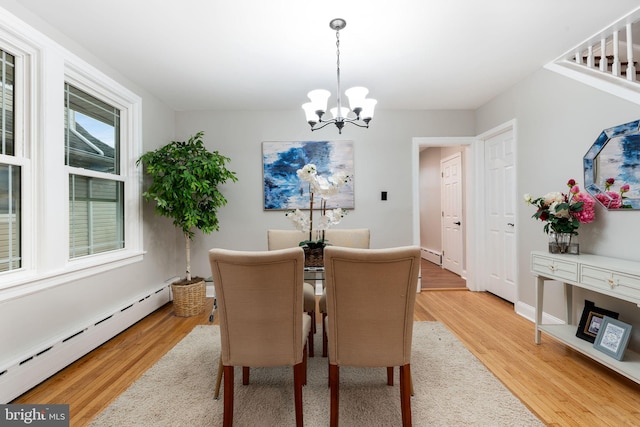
xmin=532 ymin=254 xmax=578 ymax=282
xmin=581 ymin=265 xmax=640 ymax=302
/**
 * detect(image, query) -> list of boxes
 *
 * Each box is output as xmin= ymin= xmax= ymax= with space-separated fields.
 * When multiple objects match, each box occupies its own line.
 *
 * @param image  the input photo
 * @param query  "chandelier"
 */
xmin=302 ymin=18 xmax=377 ymax=134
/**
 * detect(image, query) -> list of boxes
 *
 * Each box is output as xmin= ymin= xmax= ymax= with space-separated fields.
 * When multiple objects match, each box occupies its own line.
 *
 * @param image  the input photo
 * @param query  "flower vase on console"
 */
xmin=525 ymin=178 xmax=595 ymax=255
xmin=548 ymin=231 xmax=579 ymax=254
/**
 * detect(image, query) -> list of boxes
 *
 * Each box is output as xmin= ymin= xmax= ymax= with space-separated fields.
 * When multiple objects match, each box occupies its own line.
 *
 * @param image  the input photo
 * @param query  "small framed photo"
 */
xmin=593 ymin=316 xmax=632 ymax=361
xmin=576 ymin=300 xmax=619 ymax=343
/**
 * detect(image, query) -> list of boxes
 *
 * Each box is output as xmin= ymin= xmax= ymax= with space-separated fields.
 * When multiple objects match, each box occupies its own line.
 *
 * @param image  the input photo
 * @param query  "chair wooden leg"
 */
xmin=322 ymin=313 xmax=328 ymax=357
xmin=308 ymin=319 xmax=315 ymax=358
xmin=387 ymin=366 xmax=394 ymax=386
xmin=303 ymin=344 xmax=308 ymax=385
xmin=242 ymin=367 xmax=250 ymax=385
xmin=399 ymin=364 xmax=412 ymax=427
xmin=223 ymin=365 xmax=234 ymax=427
xmin=294 ymin=361 xmax=305 ymax=427
xmin=214 ymin=357 xmax=224 ymax=400
xmin=329 ymin=364 xmax=339 ymax=427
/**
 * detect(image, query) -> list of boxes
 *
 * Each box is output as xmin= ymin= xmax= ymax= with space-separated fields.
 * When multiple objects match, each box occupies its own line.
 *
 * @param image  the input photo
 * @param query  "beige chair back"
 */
xmin=208 ymin=247 xmax=307 ymax=367
xmin=324 ymin=245 xmax=420 ymax=367
xmin=324 ymin=228 xmax=370 ymax=248
xmin=267 ymin=228 xmax=370 ymax=249
xmin=267 ymin=229 xmax=308 ymax=250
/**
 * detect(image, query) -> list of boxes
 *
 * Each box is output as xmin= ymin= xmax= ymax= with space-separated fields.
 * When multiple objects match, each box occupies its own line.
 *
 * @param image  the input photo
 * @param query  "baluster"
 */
xmin=600 ymin=37 xmax=607 ymax=72
xmin=587 ymin=45 xmax=594 ymax=69
xmin=612 ymin=30 xmax=620 ymax=76
xmin=575 ymin=50 xmax=582 ymax=64
xmin=626 ymin=23 xmax=636 ymax=81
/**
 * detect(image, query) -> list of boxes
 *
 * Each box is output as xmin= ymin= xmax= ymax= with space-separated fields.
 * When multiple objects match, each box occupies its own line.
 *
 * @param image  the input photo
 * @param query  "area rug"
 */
xmin=90 ymin=322 xmax=542 ymax=426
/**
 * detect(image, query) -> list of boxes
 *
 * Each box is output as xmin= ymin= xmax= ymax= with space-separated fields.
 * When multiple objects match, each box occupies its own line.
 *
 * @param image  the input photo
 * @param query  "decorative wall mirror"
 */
xmin=584 ymin=119 xmax=640 ymax=209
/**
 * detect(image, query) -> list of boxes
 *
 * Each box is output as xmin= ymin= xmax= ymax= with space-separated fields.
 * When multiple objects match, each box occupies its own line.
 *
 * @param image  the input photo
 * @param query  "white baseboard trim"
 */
xmin=420 ymin=247 xmax=442 ymax=266
xmin=0 ymin=284 xmax=171 ymax=403
xmin=515 ymin=300 xmax=564 ymax=325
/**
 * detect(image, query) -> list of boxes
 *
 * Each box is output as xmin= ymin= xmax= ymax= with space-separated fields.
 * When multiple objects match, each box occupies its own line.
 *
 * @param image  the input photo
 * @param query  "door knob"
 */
xmin=507 ymin=223 xmax=515 ymax=227
xmin=454 ymin=221 xmax=461 ymax=225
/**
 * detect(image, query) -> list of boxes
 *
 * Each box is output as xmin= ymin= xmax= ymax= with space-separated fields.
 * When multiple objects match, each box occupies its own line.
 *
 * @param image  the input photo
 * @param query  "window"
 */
xmin=65 ymin=83 xmax=124 ymax=258
xmin=0 ymin=16 xmax=142 ymax=296
xmin=0 ymin=49 xmax=19 ymax=273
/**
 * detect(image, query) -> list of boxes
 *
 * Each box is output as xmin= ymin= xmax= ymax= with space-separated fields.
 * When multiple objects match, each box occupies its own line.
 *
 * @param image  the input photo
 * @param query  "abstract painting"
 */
xmin=262 ymin=140 xmax=354 ymax=210
xmin=584 ymin=119 xmax=640 ymax=209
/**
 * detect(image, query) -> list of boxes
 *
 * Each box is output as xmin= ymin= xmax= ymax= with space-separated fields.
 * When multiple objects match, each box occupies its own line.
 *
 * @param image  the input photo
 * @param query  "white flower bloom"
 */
xmin=285 ymin=209 xmax=311 ymax=232
xmin=329 ymin=172 xmax=352 ymax=188
xmin=549 ymin=201 xmax=570 ymax=218
xmin=523 ymin=193 xmax=532 ymax=203
xmin=543 ymin=192 xmax=564 ymax=206
xmin=296 ymin=164 xmax=317 ymax=183
xmin=325 ymin=208 xmax=346 ymax=225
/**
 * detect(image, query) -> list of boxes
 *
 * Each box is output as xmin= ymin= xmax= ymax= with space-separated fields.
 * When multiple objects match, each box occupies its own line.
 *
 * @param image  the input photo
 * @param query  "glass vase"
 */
xmin=548 ymin=232 xmax=579 ymax=254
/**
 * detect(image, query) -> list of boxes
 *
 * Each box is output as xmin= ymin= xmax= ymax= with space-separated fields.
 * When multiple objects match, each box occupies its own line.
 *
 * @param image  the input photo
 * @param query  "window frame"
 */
xmin=0 ymin=17 xmax=143 ymax=300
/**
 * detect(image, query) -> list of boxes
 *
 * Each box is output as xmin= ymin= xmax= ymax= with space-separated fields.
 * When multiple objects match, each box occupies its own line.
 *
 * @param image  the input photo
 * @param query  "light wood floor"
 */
xmin=420 ymin=258 xmax=467 ymax=290
xmin=13 ymin=290 xmax=640 ymax=426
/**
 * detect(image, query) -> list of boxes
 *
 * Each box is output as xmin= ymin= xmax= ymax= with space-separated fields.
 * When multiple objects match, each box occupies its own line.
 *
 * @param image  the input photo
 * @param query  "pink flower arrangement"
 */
xmin=524 ymin=179 xmax=596 ymax=235
xmin=595 ymin=178 xmax=631 ymax=209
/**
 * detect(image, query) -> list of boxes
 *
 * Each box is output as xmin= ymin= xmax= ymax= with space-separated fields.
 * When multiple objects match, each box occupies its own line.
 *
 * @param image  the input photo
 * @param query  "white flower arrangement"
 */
xmin=285 ymin=163 xmax=351 ymax=246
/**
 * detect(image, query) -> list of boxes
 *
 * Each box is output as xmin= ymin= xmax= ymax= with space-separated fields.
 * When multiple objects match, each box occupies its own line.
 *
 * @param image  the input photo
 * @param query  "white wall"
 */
xmin=476 ymin=68 xmax=640 ymax=347
xmin=419 ymin=147 xmax=442 ymax=253
xmin=175 ymin=109 xmax=476 ymax=279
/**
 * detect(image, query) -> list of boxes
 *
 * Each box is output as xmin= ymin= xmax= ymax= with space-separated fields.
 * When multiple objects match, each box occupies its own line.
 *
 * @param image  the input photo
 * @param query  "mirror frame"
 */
xmin=584 ymin=119 xmax=640 ymax=210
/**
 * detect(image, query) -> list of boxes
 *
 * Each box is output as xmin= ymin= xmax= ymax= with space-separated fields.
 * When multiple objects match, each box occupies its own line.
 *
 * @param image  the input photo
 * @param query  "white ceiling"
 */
xmin=14 ymin=0 xmax=640 ymax=111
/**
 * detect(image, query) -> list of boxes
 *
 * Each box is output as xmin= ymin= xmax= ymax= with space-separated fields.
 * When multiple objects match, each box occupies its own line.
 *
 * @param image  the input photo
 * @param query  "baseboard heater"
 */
xmin=421 ymin=248 xmax=442 ymax=266
xmin=0 ymin=283 xmax=172 ymax=403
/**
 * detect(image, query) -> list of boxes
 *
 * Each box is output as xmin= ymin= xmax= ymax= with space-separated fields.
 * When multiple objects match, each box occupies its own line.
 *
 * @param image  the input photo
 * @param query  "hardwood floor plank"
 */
xmin=12 ymin=290 xmax=640 ymax=426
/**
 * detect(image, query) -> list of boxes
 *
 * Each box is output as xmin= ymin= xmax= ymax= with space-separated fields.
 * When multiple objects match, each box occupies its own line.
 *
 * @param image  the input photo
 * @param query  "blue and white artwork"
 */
xmin=584 ymin=119 xmax=640 ymax=209
xmin=263 ymin=141 xmax=354 ymax=210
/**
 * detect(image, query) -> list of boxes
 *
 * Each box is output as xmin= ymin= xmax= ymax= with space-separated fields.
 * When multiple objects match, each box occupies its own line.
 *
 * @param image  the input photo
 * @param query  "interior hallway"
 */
xmin=420 ymin=258 xmax=467 ymax=290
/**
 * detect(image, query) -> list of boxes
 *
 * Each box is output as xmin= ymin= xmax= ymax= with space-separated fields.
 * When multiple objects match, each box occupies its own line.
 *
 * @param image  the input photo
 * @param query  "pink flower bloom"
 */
xmin=620 ymin=184 xmax=630 ymax=194
xmin=572 ymin=192 xmax=596 ymax=223
xmin=567 ymin=179 xmax=576 ymax=188
xmin=570 ymin=185 xmax=580 ymax=195
xmin=595 ymin=191 xmax=622 ymax=209
xmin=605 ymin=178 xmax=615 ymax=191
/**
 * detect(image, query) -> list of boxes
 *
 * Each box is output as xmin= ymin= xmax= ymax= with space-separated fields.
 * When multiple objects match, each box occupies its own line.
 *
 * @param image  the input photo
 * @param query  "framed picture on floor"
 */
xmin=576 ymin=300 xmax=619 ymax=343
xmin=593 ymin=316 xmax=632 ymax=361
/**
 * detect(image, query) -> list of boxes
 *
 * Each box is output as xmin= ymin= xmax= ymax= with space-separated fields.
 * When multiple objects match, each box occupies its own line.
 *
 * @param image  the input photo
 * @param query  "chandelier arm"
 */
xmin=342 ymin=120 xmax=369 ymax=129
xmin=310 ymin=120 xmax=338 ymax=131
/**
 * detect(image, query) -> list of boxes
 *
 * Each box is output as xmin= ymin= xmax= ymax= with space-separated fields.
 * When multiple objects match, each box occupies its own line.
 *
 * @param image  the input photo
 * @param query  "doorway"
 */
xmin=412 ymin=138 xmax=475 ymax=289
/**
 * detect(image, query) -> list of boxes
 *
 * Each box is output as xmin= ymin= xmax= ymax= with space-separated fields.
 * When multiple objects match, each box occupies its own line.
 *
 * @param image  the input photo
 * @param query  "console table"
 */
xmin=531 ymin=250 xmax=640 ymax=383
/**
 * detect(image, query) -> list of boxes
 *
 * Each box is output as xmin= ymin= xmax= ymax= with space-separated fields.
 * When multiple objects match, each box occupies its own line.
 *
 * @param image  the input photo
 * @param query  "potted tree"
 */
xmin=137 ymin=131 xmax=237 ymax=317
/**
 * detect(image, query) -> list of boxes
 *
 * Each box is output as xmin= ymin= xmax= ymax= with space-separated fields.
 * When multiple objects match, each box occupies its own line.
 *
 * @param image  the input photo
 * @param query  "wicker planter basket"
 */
xmin=171 ymin=279 xmax=206 ymax=317
xmin=303 ymin=246 xmax=324 ymax=267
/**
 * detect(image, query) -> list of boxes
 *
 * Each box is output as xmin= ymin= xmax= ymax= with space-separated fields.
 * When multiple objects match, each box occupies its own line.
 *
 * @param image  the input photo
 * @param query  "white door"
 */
xmin=441 ymin=153 xmax=463 ymax=276
xmin=485 ymin=129 xmax=517 ymax=302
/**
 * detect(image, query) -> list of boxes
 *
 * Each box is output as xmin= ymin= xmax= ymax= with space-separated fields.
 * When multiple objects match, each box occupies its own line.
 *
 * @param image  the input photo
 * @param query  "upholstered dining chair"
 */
xmin=319 ymin=228 xmax=370 ymax=357
xmin=267 ymin=229 xmax=318 ymax=356
xmin=208 ymin=247 xmax=312 ymax=427
xmin=324 ymin=245 xmax=420 ymax=427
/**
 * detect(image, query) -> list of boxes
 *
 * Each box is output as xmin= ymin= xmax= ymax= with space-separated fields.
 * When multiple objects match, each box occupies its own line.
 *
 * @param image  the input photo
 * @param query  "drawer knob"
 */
xmin=607 ymin=278 xmax=616 ymax=289
xmin=548 ymin=265 xmax=556 ymax=272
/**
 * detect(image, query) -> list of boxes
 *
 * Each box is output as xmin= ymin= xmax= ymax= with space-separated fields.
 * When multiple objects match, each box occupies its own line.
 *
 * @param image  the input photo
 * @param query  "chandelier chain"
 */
xmin=335 ymin=27 xmax=342 ymax=114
